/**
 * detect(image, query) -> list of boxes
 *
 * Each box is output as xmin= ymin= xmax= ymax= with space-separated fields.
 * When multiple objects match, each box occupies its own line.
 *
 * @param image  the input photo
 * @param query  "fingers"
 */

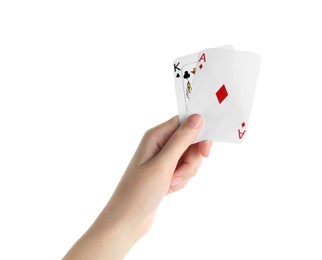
xmin=199 ymin=141 xmax=212 ymax=158
xmin=168 ymin=143 xmax=203 ymax=193
xmin=157 ymin=114 xmax=203 ymax=168
xmin=144 ymin=116 xmax=180 ymax=146
xmin=174 ymin=144 xmax=203 ymax=179
xmin=167 ymin=178 xmax=190 ymax=195
xmin=133 ymin=116 xmax=180 ymax=166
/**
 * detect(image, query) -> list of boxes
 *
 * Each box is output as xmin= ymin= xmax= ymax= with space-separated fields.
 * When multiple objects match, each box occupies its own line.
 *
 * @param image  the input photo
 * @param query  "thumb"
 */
xmin=157 ymin=114 xmax=202 ymax=166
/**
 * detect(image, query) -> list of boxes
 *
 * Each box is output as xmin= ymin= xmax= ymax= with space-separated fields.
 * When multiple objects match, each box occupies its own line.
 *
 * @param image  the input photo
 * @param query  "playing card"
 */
xmin=173 ymin=45 xmax=234 ymax=123
xmin=186 ymin=48 xmax=261 ymax=143
xmin=173 ymin=52 xmax=199 ymax=122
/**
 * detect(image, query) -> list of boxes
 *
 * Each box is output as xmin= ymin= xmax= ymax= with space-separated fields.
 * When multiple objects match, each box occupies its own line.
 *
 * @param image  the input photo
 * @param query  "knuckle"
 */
xmin=190 ymin=162 xmax=202 ymax=177
xmin=189 ymin=169 xmax=197 ymax=178
xmin=143 ymin=127 xmax=156 ymax=140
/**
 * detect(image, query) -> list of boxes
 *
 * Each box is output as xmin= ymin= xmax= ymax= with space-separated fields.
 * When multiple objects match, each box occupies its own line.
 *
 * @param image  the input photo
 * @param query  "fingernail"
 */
xmin=171 ymin=177 xmax=184 ymax=187
xmin=188 ymin=114 xmax=202 ymax=129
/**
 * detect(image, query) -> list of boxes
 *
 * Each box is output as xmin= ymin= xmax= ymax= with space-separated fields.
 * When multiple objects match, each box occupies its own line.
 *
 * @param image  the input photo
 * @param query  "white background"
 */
xmin=1 ymin=1 xmax=321 ymax=259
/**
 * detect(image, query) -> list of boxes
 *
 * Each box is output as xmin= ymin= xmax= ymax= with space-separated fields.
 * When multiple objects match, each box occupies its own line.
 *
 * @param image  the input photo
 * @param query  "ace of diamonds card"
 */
xmin=186 ymin=48 xmax=261 ymax=143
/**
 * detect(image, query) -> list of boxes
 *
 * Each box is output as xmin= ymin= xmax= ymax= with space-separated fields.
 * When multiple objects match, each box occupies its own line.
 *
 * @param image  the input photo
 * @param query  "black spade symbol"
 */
xmin=176 ymin=73 xmax=180 ymax=78
xmin=183 ymin=71 xmax=190 ymax=79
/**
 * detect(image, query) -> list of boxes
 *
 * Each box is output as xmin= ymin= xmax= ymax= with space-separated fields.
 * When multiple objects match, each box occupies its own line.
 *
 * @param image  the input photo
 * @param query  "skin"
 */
xmin=63 ymin=114 xmax=211 ymax=260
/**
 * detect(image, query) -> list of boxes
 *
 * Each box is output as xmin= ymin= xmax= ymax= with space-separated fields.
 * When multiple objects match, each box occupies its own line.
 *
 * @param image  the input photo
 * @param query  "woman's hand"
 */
xmin=63 ymin=114 xmax=211 ymax=260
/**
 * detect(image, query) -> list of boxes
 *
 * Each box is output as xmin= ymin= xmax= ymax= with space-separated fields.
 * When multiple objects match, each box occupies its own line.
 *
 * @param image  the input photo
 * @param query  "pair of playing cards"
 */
xmin=173 ymin=45 xmax=261 ymax=143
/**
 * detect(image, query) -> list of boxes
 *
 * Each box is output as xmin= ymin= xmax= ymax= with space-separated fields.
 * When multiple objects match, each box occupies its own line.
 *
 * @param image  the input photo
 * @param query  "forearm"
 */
xmin=63 ymin=204 xmax=138 ymax=260
xmin=63 ymin=170 xmax=160 ymax=260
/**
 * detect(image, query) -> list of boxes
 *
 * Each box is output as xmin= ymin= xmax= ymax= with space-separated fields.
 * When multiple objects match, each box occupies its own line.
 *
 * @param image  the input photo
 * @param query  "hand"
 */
xmin=63 ymin=114 xmax=211 ymax=260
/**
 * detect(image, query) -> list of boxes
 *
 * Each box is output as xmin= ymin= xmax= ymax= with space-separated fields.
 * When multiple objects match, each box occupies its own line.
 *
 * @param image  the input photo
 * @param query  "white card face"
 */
xmin=186 ymin=48 xmax=261 ymax=143
xmin=173 ymin=45 xmax=235 ymax=123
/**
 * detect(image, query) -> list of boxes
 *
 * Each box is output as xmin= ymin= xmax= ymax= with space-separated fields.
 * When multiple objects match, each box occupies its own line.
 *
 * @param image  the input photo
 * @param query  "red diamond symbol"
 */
xmin=199 ymin=64 xmax=203 ymax=69
xmin=216 ymin=84 xmax=228 ymax=104
xmin=241 ymin=122 xmax=245 ymax=128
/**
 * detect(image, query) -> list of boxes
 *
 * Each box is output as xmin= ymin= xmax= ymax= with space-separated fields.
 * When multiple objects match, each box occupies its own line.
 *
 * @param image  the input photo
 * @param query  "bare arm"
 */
xmin=63 ymin=114 xmax=211 ymax=260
